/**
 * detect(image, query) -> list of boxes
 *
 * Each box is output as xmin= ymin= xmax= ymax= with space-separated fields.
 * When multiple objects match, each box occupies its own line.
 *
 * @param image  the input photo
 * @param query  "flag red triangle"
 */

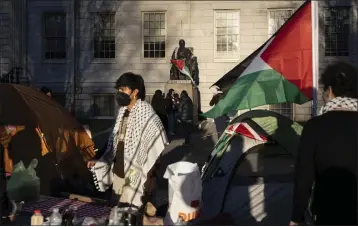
xmin=171 ymin=59 xmax=185 ymax=71
xmin=260 ymin=1 xmax=313 ymax=99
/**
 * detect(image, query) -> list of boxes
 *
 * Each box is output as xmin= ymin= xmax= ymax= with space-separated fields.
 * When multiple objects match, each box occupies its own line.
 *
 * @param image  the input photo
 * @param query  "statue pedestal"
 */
xmin=165 ymin=80 xmax=199 ymax=124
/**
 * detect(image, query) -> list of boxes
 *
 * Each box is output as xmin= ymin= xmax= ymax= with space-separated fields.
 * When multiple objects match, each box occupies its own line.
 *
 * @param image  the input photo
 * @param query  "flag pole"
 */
xmin=311 ymin=0 xmax=319 ymax=117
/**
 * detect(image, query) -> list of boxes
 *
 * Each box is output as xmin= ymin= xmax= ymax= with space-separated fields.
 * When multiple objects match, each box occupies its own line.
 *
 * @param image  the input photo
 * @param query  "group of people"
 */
xmin=11 ymin=60 xmax=357 ymax=225
xmin=151 ymin=88 xmax=193 ymax=145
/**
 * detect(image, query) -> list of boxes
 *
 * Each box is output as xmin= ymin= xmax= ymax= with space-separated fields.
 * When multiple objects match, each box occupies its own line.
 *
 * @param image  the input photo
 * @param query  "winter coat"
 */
xmin=165 ymin=96 xmax=175 ymax=114
xmin=151 ymin=95 xmax=167 ymax=116
xmin=178 ymin=95 xmax=193 ymax=122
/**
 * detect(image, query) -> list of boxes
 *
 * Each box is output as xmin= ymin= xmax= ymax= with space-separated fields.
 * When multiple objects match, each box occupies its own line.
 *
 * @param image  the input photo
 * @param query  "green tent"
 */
xmin=199 ymin=110 xmax=310 ymax=225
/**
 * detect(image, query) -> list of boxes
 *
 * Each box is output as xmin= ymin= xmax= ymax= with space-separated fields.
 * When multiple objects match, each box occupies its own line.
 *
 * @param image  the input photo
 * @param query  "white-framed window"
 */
xmin=268 ymin=9 xmax=294 ymax=119
xmin=93 ymin=12 xmax=116 ymax=59
xmin=91 ymin=94 xmax=116 ymax=117
xmin=324 ymin=7 xmax=350 ymax=56
xmin=268 ymin=9 xmax=293 ymax=37
xmin=142 ymin=12 xmax=166 ymax=60
xmin=214 ymin=10 xmax=240 ymax=61
xmin=43 ymin=12 xmax=66 ymax=59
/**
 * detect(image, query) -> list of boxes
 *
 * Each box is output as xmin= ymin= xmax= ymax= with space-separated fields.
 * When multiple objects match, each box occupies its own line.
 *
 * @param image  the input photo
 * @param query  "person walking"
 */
xmin=290 ymin=61 xmax=357 ymax=226
xmin=166 ymin=89 xmax=176 ymax=137
xmin=178 ymin=90 xmax=193 ymax=146
xmin=151 ymin=90 xmax=168 ymax=132
xmin=87 ymin=72 xmax=168 ymax=209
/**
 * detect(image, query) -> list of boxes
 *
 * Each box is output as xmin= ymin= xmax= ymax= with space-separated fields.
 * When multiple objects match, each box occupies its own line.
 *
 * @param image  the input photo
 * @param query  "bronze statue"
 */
xmin=170 ymin=39 xmax=198 ymax=83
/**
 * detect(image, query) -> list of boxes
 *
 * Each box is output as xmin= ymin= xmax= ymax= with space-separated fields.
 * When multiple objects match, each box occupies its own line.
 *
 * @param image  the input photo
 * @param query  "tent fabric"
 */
xmin=201 ymin=137 xmax=264 ymax=220
xmin=0 ymin=84 xmax=96 ymax=195
xmin=230 ymin=110 xmax=303 ymax=155
xmin=200 ymin=110 xmax=301 ymax=225
xmin=222 ymin=144 xmax=295 ymax=225
xmin=0 ymin=84 xmax=96 ymax=157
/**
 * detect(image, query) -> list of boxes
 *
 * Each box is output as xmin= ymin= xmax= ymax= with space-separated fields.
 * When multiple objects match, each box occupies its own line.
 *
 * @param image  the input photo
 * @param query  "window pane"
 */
xmin=143 ymin=29 xmax=149 ymax=36
xmin=149 ymin=14 xmax=155 ymax=21
xmin=93 ymin=12 xmax=116 ymax=59
xmin=43 ymin=13 xmax=66 ymax=59
xmin=144 ymin=21 xmax=149 ymax=29
xmin=142 ymin=12 xmax=166 ymax=59
xmin=324 ymin=7 xmax=350 ymax=56
xmin=215 ymin=11 xmax=239 ymax=58
xmin=144 ymin=13 xmax=149 ymax=21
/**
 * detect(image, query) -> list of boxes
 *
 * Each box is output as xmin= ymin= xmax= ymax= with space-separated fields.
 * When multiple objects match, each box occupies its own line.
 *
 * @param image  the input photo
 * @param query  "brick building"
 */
xmin=0 ymin=0 xmax=357 ymax=122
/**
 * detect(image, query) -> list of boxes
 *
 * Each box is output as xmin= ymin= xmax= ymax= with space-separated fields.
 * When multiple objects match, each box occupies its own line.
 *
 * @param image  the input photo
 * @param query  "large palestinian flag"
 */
xmin=203 ymin=1 xmax=313 ymax=118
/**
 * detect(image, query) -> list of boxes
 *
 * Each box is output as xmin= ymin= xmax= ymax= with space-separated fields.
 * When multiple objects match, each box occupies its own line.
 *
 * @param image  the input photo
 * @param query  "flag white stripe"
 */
xmin=242 ymin=123 xmax=264 ymax=142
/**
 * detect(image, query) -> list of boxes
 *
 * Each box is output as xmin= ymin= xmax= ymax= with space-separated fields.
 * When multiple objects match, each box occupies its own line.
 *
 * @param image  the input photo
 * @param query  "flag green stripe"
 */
xmin=202 ymin=69 xmax=310 ymax=118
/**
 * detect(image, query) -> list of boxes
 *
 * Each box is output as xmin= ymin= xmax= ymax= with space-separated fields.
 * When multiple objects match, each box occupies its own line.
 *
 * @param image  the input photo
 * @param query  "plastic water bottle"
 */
xmin=108 ymin=206 xmax=118 ymax=225
xmin=49 ymin=208 xmax=62 ymax=226
xmin=31 ymin=210 xmax=44 ymax=226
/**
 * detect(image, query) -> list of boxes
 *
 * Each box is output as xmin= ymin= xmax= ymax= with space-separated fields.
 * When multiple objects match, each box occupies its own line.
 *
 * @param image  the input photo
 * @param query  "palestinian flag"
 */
xmin=171 ymin=59 xmax=195 ymax=84
xmin=203 ymin=1 xmax=313 ymax=118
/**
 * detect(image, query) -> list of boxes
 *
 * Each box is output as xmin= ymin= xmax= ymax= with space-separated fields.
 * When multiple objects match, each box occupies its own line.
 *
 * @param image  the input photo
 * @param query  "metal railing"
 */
xmin=32 ymin=81 xmax=159 ymax=119
xmin=0 ymin=67 xmax=26 ymax=84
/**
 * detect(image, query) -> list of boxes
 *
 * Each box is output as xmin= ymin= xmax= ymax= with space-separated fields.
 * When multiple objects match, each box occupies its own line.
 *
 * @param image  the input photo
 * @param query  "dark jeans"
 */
xmin=157 ymin=113 xmax=168 ymax=133
xmin=180 ymin=121 xmax=192 ymax=144
xmin=168 ymin=112 xmax=176 ymax=135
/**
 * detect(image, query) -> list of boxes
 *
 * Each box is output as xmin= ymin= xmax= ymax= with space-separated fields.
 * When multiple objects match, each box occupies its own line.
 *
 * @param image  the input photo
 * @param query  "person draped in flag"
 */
xmin=170 ymin=39 xmax=194 ymax=80
xmin=290 ymin=62 xmax=357 ymax=225
xmin=87 ymin=72 xmax=168 ymax=209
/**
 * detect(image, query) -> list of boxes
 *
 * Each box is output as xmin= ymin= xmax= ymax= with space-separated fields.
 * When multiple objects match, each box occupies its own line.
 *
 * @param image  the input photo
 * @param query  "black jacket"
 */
xmin=151 ymin=95 xmax=167 ymax=116
xmin=165 ymin=96 xmax=175 ymax=114
xmin=178 ymin=95 xmax=193 ymax=122
xmin=291 ymin=111 xmax=357 ymax=225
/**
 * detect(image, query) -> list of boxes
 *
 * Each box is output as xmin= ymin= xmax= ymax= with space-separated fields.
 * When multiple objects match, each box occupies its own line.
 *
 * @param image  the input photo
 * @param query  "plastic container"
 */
xmin=49 ymin=208 xmax=62 ymax=226
xmin=108 ymin=206 xmax=118 ymax=226
xmin=31 ymin=210 xmax=44 ymax=226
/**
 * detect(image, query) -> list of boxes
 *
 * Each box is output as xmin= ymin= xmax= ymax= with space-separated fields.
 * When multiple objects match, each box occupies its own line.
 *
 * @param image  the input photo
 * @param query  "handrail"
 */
xmin=0 ymin=67 xmax=25 ymax=84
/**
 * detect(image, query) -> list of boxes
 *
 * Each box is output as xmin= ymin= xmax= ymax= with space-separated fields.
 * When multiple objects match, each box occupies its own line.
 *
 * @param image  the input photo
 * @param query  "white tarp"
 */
xmin=163 ymin=161 xmax=202 ymax=225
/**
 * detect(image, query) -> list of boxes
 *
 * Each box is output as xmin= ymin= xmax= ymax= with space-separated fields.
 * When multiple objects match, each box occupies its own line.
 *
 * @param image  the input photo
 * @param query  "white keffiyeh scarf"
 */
xmin=319 ymin=96 xmax=358 ymax=115
xmin=91 ymin=100 xmax=168 ymax=207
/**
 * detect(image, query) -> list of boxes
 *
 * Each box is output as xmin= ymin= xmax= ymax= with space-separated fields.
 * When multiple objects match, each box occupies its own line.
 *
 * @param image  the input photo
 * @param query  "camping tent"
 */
xmin=0 ymin=84 xmax=97 ymax=197
xmin=200 ymin=110 xmax=305 ymax=225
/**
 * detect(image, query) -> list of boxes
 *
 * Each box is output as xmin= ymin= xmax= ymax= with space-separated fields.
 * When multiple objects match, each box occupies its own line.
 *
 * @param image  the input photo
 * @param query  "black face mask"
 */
xmin=116 ymin=92 xmax=131 ymax=106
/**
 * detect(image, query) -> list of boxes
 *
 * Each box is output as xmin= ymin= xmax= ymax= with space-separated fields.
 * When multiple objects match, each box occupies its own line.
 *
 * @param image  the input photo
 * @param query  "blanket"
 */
xmin=91 ymin=100 xmax=168 ymax=207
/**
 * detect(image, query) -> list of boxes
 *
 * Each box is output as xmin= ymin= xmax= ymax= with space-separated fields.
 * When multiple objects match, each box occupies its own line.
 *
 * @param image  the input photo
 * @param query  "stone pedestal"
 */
xmin=164 ymin=80 xmax=199 ymax=124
